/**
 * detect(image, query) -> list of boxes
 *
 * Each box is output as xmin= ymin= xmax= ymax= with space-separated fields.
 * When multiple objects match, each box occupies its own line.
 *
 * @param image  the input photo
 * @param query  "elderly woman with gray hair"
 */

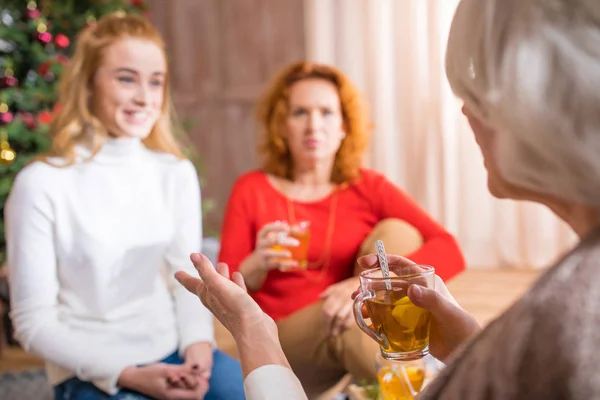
xmin=176 ymin=0 xmax=600 ymax=398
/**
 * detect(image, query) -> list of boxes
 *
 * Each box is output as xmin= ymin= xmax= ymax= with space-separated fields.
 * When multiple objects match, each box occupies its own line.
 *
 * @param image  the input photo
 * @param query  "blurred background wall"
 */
xmin=148 ymin=0 xmax=306 ymax=234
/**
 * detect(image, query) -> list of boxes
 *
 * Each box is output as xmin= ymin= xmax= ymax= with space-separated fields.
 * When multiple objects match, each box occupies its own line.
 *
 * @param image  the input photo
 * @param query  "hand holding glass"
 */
xmin=353 ymin=263 xmax=435 ymax=361
xmin=269 ymin=221 xmax=310 ymax=270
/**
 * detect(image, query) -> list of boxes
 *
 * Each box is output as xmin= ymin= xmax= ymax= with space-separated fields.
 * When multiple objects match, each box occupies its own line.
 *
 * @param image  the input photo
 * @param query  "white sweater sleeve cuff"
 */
xmin=244 ymin=365 xmax=308 ymax=400
xmin=91 ymin=376 xmax=121 ymax=396
xmin=82 ymin=362 xmax=129 ymax=395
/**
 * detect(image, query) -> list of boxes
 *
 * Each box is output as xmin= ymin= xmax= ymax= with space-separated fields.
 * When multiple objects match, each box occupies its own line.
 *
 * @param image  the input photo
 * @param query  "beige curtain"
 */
xmin=304 ymin=0 xmax=577 ymax=268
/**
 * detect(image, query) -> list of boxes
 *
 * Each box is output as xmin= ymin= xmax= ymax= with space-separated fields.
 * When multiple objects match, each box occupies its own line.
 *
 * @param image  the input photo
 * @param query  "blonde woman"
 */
xmin=4 ymin=14 xmax=244 ymax=400
xmin=176 ymin=0 xmax=600 ymax=398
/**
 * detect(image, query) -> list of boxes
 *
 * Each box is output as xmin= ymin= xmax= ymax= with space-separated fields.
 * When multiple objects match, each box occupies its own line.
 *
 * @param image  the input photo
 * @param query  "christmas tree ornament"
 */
xmin=22 ymin=112 xmax=37 ymax=130
xmin=1 ymin=10 xmax=14 ymax=26
xmin=0 ymin=111 xmax=13 ymax=125
xmin=55 ymin=34 xmax=70 ymax=48
xmin=0 ymin=129 xmax=15 ymax=165
xmin=26 ymin=9 xmax=41 ymax=20
xmin=38 ymin=111 xmax=53 ymax=125
xmin=0 ymin=76 xmax=18 ymax=88
xmin=0 ymin=39 xmax=15 ymax=52
xmin=38 ymin=60 xmax=51 ymax=76
xmin=37 ymin=31 xmax=52 ymax=44
xmin=27 ymin=1 xmax=37 ymax=10
xmin=36 ymin=22 xmax=47 ymax=33
xmin=0 ymin=103 xmax=7 ymax=113
xmin=26 ymin=70 xmax=38 ymax=84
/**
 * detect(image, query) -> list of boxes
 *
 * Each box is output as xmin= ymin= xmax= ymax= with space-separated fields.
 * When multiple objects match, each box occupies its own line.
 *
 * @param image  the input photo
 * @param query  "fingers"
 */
xmin=258 ymin=221 xmax=290 ymax=243
xmin=278 ymin=236 xmax=300 ymax=247
xmin=216 ymin=262 xmax=230 ymax=280
xmin=232 ymin=271 xmax=248 ymax=293
xmin=262 ymin=249 xmax=292 ymax=260
xmin=179 ymin=373 xmax=199 ymax=390
xmin=174 ymin=271 xmax=204 ymax=296
xmin=434 ymin=275 xmax=460 ymax=307
xmin=356 ymin=253 xmax=416 ymax=270
xmin=277 ymin=259 xmax=300 ymax=271
xmin=190 ymin=253 xmax=219 ymax=284
xmin=322 ymin=296 xmax=351 ymax=336
xmin=166 ymin=368 xmax=198 ymax=390
xmin=350 ymin=285 xmax=362 ymax=300
xmin=331 ymin=303 xmax=354 ymax=336
xmin=320 ymin=285 xmax=334 ymax=298
xmin=166 ymin=371 xmax=183 ymax=388
xmin=408 ymin=284 xmax=462 ymax=321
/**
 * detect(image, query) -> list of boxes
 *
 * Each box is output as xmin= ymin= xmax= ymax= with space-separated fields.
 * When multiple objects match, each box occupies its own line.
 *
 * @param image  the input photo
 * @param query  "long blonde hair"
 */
xmin=39 ymin=13 xmax=184 ymax=165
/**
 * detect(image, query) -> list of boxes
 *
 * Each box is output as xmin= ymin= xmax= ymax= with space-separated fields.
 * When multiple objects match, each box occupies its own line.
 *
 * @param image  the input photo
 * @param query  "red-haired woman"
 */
xmin=218 ymin=61 xmax=465 ymax=397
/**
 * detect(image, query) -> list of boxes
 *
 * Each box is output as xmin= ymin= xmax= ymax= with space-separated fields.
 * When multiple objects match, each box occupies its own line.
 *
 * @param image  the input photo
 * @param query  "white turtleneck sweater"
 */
xmin=4 ymin=138 xmax=214 ymax=395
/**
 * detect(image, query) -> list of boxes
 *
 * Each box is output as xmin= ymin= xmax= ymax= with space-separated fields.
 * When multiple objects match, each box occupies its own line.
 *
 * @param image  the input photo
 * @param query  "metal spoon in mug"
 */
xmin=376 ymin=240 xmax=392 ymax=291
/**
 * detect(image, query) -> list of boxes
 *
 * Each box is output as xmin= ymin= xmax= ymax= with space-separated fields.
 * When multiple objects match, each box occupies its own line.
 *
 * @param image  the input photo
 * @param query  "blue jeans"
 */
xmin=53 ymin=350 xmax=245 ymax=400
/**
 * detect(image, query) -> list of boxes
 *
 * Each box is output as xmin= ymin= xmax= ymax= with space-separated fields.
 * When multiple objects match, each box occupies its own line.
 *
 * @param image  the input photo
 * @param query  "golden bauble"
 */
xmin=0 ymin=148 xmax=16 ymax=164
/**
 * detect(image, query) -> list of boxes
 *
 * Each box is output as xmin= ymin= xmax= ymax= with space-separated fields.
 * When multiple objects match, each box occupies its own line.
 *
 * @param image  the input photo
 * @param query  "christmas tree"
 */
xmin=0 ymin=0 xmax=149 ymax=260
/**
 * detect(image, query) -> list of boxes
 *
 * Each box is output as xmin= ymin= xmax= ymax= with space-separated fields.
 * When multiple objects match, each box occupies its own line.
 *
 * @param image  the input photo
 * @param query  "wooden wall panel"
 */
xmin=148 ymin=0 xmax=305 ymax=235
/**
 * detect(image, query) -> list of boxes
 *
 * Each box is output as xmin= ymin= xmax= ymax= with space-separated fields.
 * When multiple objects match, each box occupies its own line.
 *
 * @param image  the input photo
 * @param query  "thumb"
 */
xmin=407 ymin=284 xmax=456 ymax=318
xmin=175 ymin=271 xmax=204 ymax=296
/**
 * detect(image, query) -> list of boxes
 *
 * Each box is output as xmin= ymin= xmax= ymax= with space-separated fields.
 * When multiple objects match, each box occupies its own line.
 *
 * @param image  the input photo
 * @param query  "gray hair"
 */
xmin=445 ymin=0 xmax=600 ymax=206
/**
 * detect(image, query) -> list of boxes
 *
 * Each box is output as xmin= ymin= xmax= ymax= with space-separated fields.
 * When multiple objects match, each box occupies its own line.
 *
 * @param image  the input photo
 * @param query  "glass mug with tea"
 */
xmin=376 ymin=352 xmax=427 ymax=400
xmin=269 ymin=220 xmax=311 ymax=271
xmin=353 ymin=263 xmax=435 ymax=361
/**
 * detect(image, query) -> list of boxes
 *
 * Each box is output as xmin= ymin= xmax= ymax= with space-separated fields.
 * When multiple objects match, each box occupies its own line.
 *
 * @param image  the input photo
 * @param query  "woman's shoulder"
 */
xmin=232 ymin=169 xmax=268 ymax=190
xmin=348 ymin=168 xmax=393 ymax=191
xmin=142 ymin=147 xmax=189 ymax=167
xmin=141 ymin=149 xmax=199 ymax=178
xmin=8 ymin=160 xmax=65 ymax=204
xmin=13 ymin=160 xmax=64 ymax=186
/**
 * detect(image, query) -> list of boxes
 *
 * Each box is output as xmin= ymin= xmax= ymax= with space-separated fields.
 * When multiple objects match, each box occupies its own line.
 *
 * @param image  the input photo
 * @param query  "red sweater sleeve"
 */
xmin=218 ymin=173 xmax=257 ymax=274
xmin=366 ymin=171 xmax=466 ymax=281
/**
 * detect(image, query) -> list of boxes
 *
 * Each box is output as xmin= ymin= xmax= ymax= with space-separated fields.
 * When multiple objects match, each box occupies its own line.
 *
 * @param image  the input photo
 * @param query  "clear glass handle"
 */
xmin=353 ymin=290 xmax=386 ymax=346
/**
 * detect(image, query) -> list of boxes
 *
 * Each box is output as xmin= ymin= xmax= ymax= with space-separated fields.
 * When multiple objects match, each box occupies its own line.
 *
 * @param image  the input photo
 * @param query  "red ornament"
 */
xmin=21 ymin=112 xmax=37 ymax=130
xmin=54 ymin=34 xmax=70 ymax=48
xmin=38 ymin=111 xmax=53 ymax=125
xmin=0 ymin=76 xmax=18 ymax=88
xmin=26 ymin=9 xmax=41 ymax=20
xmin=37 ymin=32 xmax=52 ymax=44
xmin=38 ymin=60 xmax=51 ymax=76
xmin=131 ymin=0 xmax=144 ymax=6
xmin=0 ymin=112 xmax=14 ymax=125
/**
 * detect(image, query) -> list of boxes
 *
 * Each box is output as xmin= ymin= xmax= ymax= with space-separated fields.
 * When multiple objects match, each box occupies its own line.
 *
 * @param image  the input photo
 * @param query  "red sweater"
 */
xmin=218 ymin=169 xmax=465 ymax=320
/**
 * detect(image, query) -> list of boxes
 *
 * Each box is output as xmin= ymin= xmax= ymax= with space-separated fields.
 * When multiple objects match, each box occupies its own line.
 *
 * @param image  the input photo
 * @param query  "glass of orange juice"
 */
xmin=270 ymin=220 xmax=310 ymax=270
xmin=375 ymin=352 xmax=426 ymax=400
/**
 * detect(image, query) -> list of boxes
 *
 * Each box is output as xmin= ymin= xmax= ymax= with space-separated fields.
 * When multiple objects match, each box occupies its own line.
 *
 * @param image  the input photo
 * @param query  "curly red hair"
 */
xmin=257 ymin=61 xmax=370 ymax=184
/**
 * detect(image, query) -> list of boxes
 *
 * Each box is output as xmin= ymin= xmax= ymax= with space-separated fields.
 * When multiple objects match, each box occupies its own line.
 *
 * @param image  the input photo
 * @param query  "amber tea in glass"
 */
xmin=376 ymin=352 xmax=426 ymax=400
xmin=367 ymin=289 xmax=431 ymax=355
xmin=353 ymin=264 xmax=435 ymax=360
xmin=270 ymin=221 xmax=310 ymax=270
